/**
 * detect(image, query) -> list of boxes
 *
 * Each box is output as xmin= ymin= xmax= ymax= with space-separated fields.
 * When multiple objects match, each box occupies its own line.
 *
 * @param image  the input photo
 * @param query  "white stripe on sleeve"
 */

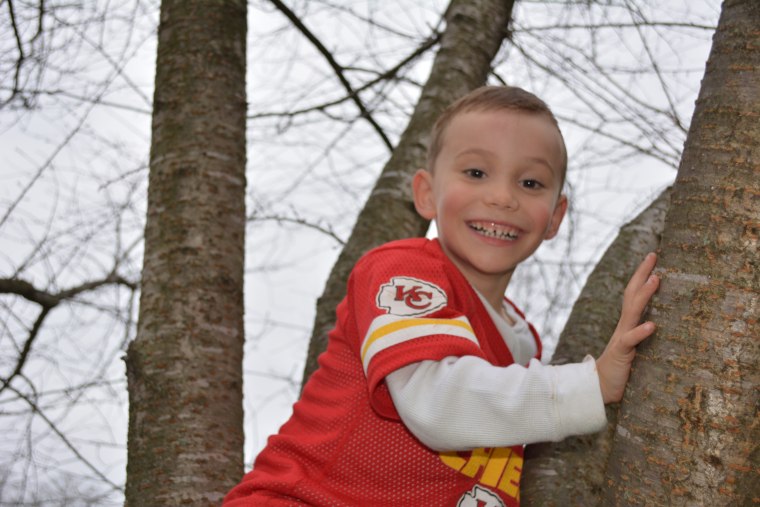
xmin=361 ymin=315 xmax=477 ymax=374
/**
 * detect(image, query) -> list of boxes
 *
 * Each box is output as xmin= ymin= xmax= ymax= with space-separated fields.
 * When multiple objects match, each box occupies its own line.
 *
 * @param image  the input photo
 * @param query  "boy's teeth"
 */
xmin=470 ymin=222 xmax=519 ymax=240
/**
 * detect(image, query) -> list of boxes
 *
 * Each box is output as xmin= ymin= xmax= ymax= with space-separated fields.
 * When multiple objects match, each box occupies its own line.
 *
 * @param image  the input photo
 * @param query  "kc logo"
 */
xmin=395 ymin=285 xmax=433 ymax=309
xmin=376 ymin=276 xmax=447 ymax=317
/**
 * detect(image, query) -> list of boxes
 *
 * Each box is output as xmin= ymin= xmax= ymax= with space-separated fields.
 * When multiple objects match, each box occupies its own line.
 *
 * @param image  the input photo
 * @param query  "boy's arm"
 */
xmin=387 ymin=355 xmax=606 ymax=451
xmin=596 ymin=252 xmax=659 ymax=403
xmin=386 ymin=253 xmax=659 ymax=452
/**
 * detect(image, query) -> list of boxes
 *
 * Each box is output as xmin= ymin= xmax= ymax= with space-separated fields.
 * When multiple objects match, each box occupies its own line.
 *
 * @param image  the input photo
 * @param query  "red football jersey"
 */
xmin=224 ymin=238 xmax=541 ymax=506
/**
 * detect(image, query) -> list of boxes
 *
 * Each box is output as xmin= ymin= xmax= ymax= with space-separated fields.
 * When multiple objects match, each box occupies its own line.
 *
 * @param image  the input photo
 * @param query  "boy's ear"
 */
xmin=412 ymin=169 xmax=437 ymax=220
xmin=544 ymin=194 xmax=568 ymax=240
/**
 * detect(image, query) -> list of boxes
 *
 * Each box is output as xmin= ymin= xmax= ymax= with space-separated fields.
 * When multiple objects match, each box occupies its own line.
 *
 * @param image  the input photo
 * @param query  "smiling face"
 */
xmin=413 ymin=109 xmax=568 ymax=301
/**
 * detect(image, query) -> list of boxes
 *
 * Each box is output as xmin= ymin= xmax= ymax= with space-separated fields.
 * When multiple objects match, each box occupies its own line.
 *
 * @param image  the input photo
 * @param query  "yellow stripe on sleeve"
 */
xmin=360 ymin=315 xmax=477 ymax=373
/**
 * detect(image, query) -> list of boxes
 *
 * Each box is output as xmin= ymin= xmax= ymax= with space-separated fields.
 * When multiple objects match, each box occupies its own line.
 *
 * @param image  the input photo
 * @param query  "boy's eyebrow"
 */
xmin=456 ymin=149 xmax=557 ymax=174
xmin=524 ymin=156 xmax=557 ymax=174
xmin=454 ymin=147 xmax=493 ymax=158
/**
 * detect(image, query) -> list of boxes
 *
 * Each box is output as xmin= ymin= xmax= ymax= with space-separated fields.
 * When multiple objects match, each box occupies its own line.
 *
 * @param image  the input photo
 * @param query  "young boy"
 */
xmin=223 ymin=86 xmax=659 ymax=506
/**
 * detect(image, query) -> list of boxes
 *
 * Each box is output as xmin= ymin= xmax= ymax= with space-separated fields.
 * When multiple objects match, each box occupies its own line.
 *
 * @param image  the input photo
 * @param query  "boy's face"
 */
xmin=413 ymin=109 xmax=567 ymax=291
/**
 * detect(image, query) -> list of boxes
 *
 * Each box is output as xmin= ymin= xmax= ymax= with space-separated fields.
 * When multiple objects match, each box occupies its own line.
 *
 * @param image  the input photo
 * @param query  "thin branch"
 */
xmin=623 ymin=0 xmax=685 ymax=133
xmin=32 ymin=0 xmax=45 ymax=44
xmin=0 ymin=107 xmax=88 ymax=230
xmin=556 ymin=112 xmax=678 ymax=167
xmin=0 ymin=378 xmax=126 ymax=407
xmin=267 ymin=0 xmax=394 ymax=151
xmin=249 ymin=30 xmax=440 ymax=120
xmin=5 ymin=383 xmax=123 ymax=492
xmin=0 ymin=306 xmax=52 ymax=395
xmin=4 ymin=0 xmax=26 ymax=107
xmin=514 ymin=21 xmax=716 ymax=32
xmin=0 ymin=273 xmax=137 ymax=306
xmin=0 ymin=273 xmax=137 ymax=395
xmin=309 ymin=0 xmax=429 ymax=39
xmin=0 ymin=86 xmax=153 ymax=114
xmin=56 ymin=273 xmax=138 ymax=300
xmin=74 ymin=25 xmax=153 ymax=108
xmin=249 ymin=213 xmax=346 ymax=245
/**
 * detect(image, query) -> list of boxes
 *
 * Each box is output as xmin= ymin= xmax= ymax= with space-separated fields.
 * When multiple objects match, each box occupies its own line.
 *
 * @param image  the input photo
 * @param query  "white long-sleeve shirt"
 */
xmin=386 ymin=293 xmax=606 ymax=451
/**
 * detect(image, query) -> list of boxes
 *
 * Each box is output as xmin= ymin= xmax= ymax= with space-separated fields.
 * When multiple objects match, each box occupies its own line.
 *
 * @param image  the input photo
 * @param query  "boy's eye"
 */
xmin=521 ymin=179 xmax=544 ymax=189
xmin=464 ymin=168 xmax=486 ymax=178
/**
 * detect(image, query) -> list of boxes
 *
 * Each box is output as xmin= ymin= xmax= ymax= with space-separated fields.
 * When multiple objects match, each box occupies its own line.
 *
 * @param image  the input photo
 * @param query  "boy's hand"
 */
xmin=596 ymin=252 xmax=659 ymax=404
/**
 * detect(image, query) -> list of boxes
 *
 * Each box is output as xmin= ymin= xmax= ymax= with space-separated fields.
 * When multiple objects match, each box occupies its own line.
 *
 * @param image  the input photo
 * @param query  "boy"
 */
xmin=224 ymin=86 xmax=659 ymax=506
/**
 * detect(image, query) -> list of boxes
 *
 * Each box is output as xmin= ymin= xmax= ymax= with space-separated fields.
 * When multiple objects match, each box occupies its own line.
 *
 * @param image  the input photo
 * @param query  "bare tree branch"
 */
xmin=0 ymin=273 xmax=137 ymax=395
xmin=0 ymin=86 xmax=153 ymax=114
xmin=622 ymin=0 xmax=685 ymax=133
xmin=248 ymin=29 xmax=441 ymax=121
xmin=3 ymin=0 xmax=26 ymax=108
xmin=6 ymin=382 xmax=123 ymax=492
xmin=249 ymin=213 xmax=346 ymax=245
xmin=267 ymin=0 xmax=395 ymax=151
xmin=514 ymin=21 xmax=715 ymax=32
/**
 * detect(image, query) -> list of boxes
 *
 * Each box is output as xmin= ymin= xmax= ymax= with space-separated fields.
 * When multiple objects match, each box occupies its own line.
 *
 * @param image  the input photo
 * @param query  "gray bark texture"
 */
xmin=125 ymin=1 xmax=247 ymax=505
xmin=602 ymin=1 xmax=759 ymax=505
xmin=302 ymin=0 xmax=516 ymax=383
xmin=521 ymin=189 xmax=672 ymax=506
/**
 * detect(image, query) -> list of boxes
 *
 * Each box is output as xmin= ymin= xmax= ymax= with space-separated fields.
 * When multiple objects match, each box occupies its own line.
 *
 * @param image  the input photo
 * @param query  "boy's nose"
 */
xmin=485 ymin=184 xmax=519 ymax=210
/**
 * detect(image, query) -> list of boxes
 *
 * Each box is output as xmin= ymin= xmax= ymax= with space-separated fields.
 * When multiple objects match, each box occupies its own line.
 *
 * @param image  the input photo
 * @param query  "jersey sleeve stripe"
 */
xmin=361 ymin=315 xmax=477 ymax=373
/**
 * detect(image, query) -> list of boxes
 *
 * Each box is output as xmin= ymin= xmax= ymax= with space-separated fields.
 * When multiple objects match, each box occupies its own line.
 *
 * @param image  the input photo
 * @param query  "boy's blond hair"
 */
xmin=427 ymin=86 xmax=568 ymax=187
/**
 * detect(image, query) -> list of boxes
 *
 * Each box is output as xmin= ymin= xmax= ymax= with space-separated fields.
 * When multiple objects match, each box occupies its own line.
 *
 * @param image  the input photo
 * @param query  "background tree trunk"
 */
xmin=125 ymin=1 xmax=247 ymax=505
xmin=302 ymin=0 xmax=516 ymax=382
xmin=521 ymin=188 xmax=671 ymax=506
xmin=603 ymin=1 xmax=759 ymax=505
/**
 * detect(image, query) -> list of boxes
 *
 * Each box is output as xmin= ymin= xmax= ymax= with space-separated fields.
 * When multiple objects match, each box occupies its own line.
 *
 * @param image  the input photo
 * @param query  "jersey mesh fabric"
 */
xmin=223 ymin=238 xmax=542 ymax=507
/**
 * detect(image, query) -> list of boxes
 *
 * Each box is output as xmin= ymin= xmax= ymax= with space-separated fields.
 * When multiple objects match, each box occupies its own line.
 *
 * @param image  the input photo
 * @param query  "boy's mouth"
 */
xmin=468 ymin=221 xmax=519 ymax=241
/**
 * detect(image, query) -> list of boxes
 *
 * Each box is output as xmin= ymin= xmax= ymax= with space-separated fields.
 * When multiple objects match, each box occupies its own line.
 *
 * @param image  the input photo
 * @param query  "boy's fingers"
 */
xmin=620 ymin=321 xmax=656 ymax=348
xmin=618 ymin=254 xmax=659 ymax=330
xmin=622 ymin=275 xmax=658 ymax=326
xmin=626 ymin=253 xmax=657 ymax=292
xmin=632 ymin=274 xmax=660 ymax=309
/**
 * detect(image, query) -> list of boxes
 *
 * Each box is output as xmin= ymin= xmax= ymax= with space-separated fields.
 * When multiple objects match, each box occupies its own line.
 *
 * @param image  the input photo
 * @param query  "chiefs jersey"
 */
xmin=223 ymin=238 xmax=542 ymax=506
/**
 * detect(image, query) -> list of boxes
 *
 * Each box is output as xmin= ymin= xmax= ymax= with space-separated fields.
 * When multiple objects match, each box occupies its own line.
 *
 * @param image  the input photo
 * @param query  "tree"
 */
xmin=602 ymin=1 xmax=759 ymax=504
xmin=124 ymin=1 xmax=247 ymax=505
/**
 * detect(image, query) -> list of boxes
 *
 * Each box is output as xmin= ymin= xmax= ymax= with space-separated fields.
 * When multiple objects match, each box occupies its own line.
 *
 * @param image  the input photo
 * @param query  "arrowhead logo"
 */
xmin=376 ymin=277 xmax=447 ymax=317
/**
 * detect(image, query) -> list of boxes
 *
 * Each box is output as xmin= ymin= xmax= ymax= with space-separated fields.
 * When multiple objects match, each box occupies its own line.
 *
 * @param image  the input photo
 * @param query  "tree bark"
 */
xmin=602 ymin=1 xmax=759 ymax=505
xmin=521 ymin=188 xmax=671 ymax=506
xmin=302 ymin=0 xmax=517 ymax=383
xmin=125 ymin=1 xmax=247 ymax=505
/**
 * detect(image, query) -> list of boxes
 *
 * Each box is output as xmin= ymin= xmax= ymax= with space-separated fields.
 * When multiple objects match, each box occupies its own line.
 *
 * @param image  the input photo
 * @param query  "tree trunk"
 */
xmin=302 ymin=0 xmax=517 ymax=383
xmin=521 ymin=189 xmax=671 ymax=506
xmin=125 ymin=1 xmax=247 ymax=505
xmin=603 ymin=1 xmax=759 ymax=505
